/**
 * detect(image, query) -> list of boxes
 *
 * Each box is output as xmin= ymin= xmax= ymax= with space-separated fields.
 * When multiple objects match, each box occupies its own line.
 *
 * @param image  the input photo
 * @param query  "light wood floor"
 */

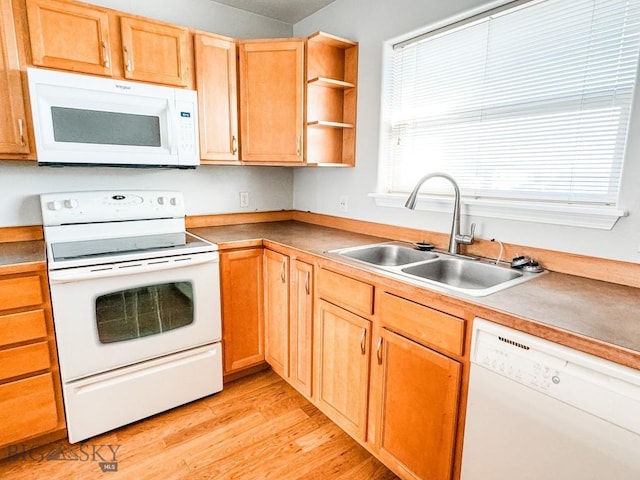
xmin=0 ymin=370 xmax=398 ymax=479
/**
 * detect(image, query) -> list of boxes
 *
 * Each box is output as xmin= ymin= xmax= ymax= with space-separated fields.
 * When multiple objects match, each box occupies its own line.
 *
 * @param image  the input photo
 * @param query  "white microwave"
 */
xmin=27 ymin=68 xmax=199 ymax=168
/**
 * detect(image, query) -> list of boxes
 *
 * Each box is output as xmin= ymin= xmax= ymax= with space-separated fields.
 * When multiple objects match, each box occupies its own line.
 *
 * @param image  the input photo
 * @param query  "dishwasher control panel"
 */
xmin=471 ymin=318 xmax=640 ymax=436
xmin=473 ymin=331 xmax=565 ymax=393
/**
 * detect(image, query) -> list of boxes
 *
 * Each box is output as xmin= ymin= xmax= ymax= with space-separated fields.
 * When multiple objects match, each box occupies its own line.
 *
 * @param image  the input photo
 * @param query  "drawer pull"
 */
xmin=18 ymin=119 xmax=25 ymax=146
xmin=280 ymin=260 xmax=286 ymax=283
xmin=123 ymin=45 xmax=132 ymax=71
xmin=304 ymin=271 xmax=310 ymax=295
xmin=376 ymin=337 xmax=383 ymax=364
xmin=360 ymin=329 xmax=367 ymax=355
xmin=102 ymin=41 xmax=110 ymax=68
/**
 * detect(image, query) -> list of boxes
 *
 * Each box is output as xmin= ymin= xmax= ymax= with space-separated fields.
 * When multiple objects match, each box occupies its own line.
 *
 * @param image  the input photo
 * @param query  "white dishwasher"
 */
xmin=461 ymin=318 xmax=640 ymax=480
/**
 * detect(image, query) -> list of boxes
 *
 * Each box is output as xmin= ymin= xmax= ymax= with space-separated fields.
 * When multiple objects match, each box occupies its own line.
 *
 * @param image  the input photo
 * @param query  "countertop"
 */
xmin=191 ymin=220 xmax=640 ymax=368
xmin=0 ymin=240 xmax=46 ymax=272
xmin=2 ymin=223 xmax=638 ymax=368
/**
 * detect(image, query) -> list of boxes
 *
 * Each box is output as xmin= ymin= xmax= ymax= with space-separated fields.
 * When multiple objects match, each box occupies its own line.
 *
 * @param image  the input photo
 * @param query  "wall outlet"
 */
xmin=240 ymin=191 xmax=249 ymax=208
xmin=339 ymin=195 xmax=348 ymax=212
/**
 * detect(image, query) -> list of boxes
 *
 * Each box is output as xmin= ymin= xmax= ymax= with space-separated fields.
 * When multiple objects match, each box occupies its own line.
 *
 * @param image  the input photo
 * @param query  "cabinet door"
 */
xmin=315 ymin=299 xmax=370 ymax=440
xmin=0 ymin=373 xmax=58 ymax=446
xmin=26 ymin=0 xmax=112 ymax=76
xmin=0 ymin=0 xmax=29 ymax=154
xmin=374 ymin=328 xmax=461 ymax=480
xmin=289 ymin=259 xmax=313 ymax=397
xmin=239 ymin=40 xmax=304 ymax=164
xmin=120 ymin=16 xmax=189 ymax=86
xmin=220 ymin=248 xmax=264 ymax=374
xmin=195 ymin=33 xmax=239 ymax=163
xmin=264 ymin=249 xmax=289 ymax=378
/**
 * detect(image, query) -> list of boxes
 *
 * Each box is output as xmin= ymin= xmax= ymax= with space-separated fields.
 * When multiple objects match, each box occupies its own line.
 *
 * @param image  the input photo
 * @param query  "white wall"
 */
xmin=0 ymin=0 xmax=293 ymax=226
xmin=293 ymin=0 xmax=640 ymax=264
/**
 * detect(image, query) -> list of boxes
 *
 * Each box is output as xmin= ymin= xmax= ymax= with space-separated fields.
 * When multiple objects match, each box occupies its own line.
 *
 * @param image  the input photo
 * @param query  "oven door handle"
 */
xmin=48 ymin=252 xmax=219 ymax=284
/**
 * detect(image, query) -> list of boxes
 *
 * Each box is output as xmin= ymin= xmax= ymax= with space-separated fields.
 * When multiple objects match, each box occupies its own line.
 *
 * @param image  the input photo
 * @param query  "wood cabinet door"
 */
xmin=374 ymin=328 xmax=461 ymax=480
xmin=220 ymin=248 xmax=264 ymax=374
xmin=239 ymin=40 xmax=304 ymax=164
xmin=289 ymin=259 xmax=313 ymax=397
xmin=0 ymin=0 xmax=29 ymax=154
xmin=263 ymin=249 xmax=289 ymax=378
xmin=0 ymin=373 xmax=58 ymax=446
xmin=120 ymin=16 xmax=189 ymax=86
xmin=26 ymin=0 xmax=112 ymax=76
xmin=315 ymin=299 xmax=370 ymax=440
xmin=195 ymin=33 xmax=239 ymax=163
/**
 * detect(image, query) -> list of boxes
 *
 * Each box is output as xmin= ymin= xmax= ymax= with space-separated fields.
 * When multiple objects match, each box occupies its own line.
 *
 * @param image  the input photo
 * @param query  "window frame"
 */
xmin=373 ymin=0 xmax=636 ymax=230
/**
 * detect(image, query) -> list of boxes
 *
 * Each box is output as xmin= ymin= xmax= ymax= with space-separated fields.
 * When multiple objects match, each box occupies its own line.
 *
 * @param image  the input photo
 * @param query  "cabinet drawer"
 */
xmin=0 ymin=275 xmax=43 ymax=311
xmin=318 ymin=269 xmax=373 ymax=317
xmin=0 ymin=373 xmax=58 ymax=445
xmin=379 ymin=293 xmax=464 ymax=356
xmin=0 ymin=310 xmax=48 ymax=347
xmin=0 ymin=342 xmax=50 ymax=381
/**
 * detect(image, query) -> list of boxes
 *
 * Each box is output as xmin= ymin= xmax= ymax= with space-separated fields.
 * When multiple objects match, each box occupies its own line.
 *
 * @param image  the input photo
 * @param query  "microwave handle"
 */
xmin=167 ymin=101 xmax=178 ymax=155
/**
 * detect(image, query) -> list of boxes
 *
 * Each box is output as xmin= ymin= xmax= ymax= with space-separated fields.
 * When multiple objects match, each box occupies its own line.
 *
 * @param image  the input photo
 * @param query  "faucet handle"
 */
xmin=456 ymin=222 xmax=476 ymax=245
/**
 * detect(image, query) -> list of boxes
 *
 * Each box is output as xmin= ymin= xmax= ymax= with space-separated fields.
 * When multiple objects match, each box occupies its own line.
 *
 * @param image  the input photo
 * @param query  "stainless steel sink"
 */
xmin=401 ymin=258 xmax=522 ymax=290
xmin=336 ymin=243 xmax=437 ymax=266
xmin=329 ymin=242 xmax=544 ymax=297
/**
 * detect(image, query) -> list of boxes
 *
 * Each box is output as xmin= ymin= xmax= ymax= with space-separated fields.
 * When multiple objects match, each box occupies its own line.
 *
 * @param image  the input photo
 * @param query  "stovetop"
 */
xmin=40 ymin=190 xmax=217 ymax=269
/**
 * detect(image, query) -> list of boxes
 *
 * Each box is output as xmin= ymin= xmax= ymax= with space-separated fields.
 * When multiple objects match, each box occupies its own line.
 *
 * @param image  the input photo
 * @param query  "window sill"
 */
xmin=368 ymin=193 xmax=627 ymax=230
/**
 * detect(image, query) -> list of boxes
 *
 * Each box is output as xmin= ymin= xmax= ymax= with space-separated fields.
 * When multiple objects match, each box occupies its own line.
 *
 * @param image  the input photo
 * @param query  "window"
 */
xmin=381 ymin=0 xmax=640 ymax=207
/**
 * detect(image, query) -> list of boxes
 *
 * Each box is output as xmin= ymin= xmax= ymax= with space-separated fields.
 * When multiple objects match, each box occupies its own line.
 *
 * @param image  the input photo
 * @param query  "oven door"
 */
xmin=48 ymin=251 xmax=220 ymax=382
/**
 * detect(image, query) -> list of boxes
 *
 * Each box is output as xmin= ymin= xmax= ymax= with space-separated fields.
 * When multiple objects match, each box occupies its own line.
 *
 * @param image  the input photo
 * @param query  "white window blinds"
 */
xmin=382 ymin=0 xmax=640 ymax=205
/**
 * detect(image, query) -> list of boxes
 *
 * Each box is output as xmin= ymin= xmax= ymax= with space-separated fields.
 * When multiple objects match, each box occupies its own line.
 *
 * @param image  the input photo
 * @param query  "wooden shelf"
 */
xmin=308 ymin=120 xmax=354 ymax=129
xmin=306 ymin=31 xmax=358 ymax=167
xmin=308 ymin=77 xmax=355 ymax=89
xmin=308 ymin=31 xmax=357 ymax=49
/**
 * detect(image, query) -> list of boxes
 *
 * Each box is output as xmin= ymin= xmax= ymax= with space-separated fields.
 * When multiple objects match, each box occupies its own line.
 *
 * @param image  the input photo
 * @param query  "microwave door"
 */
xmin=28 ymin=68 xmax=197 ymax=168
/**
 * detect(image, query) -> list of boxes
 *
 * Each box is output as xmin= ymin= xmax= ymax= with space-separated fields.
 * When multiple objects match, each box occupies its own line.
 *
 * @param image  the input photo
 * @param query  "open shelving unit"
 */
xmin=306 ymin=32 xmax=358 ymax=167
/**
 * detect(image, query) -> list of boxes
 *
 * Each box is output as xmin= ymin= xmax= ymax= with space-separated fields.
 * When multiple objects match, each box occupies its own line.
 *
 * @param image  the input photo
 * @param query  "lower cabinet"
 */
xmin=221 ymin=255 xmax=467 ymax=480
xmin=314 ymin=299 xmax=371 ymax=441
xmin=263 ymin=249 xmax=314 ymax=398
xmin=220 ymin=248 xmax=265 ymax=375
xmin=0 ymin=269 xmax=65 ymax=453
xmin=264 ymin=249 xmax=289 ymax=378
xmin=288 ymin=259 xmax=313 ymax=397
xmin=371 ymin=327 xmax=461 ymax=480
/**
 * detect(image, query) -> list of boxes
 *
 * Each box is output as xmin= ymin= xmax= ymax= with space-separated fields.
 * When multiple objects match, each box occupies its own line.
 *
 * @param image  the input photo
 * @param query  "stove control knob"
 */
xmin=157 ymin=196 xmax=167 ymax=205
xmin=64 ymin=199 xmax=78 ymax=209
xmin=48 ymin=200 xmax=62 ymax=211
xmin=170 ymin=197 xmax=181 ymax=206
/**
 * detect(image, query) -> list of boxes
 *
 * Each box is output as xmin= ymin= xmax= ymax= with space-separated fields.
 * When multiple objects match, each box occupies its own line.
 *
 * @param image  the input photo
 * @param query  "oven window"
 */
xmin=96 ymin=282 xmax=193 ymax=344
xmin=51 ymin=106 xmax=161 ymax=147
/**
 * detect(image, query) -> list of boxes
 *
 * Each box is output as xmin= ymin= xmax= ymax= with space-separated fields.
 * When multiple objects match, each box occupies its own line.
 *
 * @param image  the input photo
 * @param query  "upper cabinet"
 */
xmin=120 ymin=16 xmax=189 ymax=87
xmin=306 ymin=32 xmax=358 ymax=167
xmin=239 ymin=39 xmax=305 ymax=164
xmin=25 ymin=0 xmax=192 ymax=87
xmin=26 ymin=0 xmax=112 ymax=76
xmin=195 ymin=32 xmax=239 ymax=163
xmin=236 ymin=33 xmax=358 ymax=167
xmin=0 ymin=0 xmax=30 ymax=155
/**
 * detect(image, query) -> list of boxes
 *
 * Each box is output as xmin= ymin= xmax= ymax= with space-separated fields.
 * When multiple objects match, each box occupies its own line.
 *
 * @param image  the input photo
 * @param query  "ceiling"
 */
xmin=212 ymin=0 xmax=337 ymax=24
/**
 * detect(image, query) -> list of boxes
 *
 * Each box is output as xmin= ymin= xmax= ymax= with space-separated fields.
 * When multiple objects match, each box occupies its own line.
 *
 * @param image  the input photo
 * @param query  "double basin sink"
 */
xmin=329 ymin=242 xmax=543 ymax=297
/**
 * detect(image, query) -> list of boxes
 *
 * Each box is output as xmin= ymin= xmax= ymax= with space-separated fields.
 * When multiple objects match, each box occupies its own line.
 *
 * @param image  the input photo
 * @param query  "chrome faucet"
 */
xmin=405 ymin=172 xmax=475 ymax=255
